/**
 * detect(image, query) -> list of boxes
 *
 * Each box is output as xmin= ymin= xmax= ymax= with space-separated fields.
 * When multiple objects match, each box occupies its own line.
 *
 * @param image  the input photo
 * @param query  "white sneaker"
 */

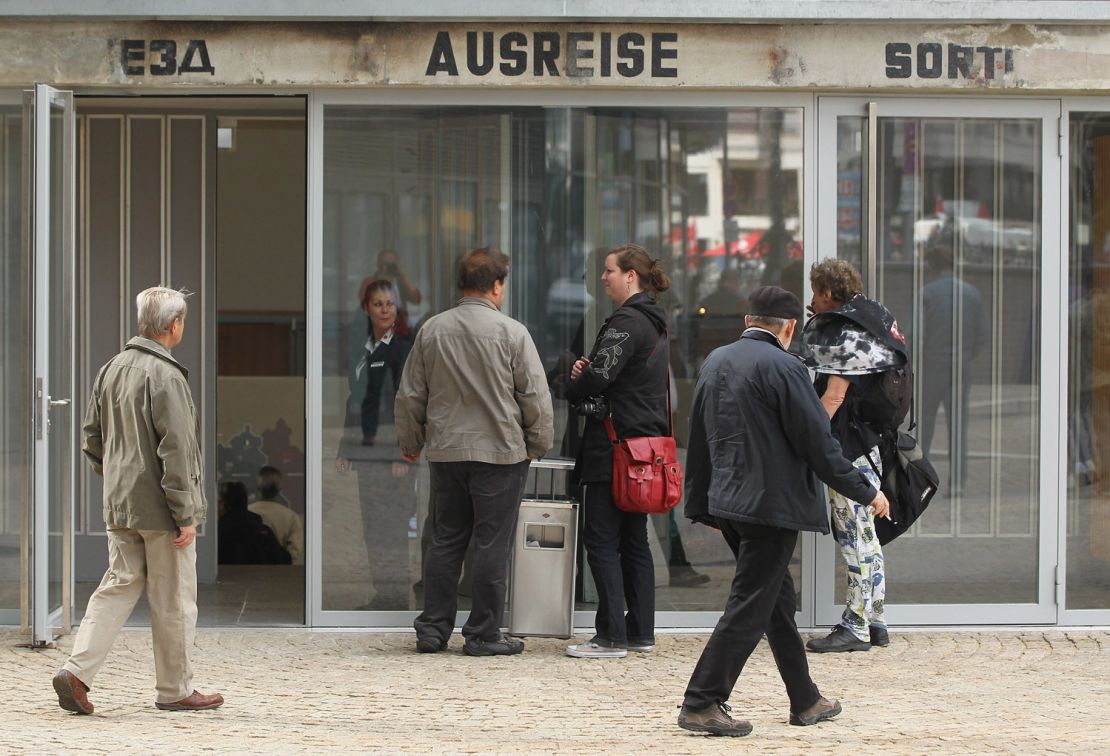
xmin=565 ymin=642 xmax=628 ymax=659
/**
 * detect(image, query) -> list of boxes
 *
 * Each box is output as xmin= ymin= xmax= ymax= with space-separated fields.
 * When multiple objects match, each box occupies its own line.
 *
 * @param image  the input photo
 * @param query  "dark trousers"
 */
xmin=414 ymin=460 xmax=530 ymax=643
xmin=357 ymin=463 xmax=413 ymax=609
xmin=582 ymin=483 xmax=655 ymax=646
xmin=920 ymin=372 xmax=972 ymax=490
xmin=683 ymin=520 xmax=820 ymax=714
xmin=651 ymin=509 xmax=691 ymax=568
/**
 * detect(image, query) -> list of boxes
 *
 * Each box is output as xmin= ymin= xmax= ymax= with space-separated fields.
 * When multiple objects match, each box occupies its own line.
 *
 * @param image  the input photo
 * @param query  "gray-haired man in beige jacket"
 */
xmin=397 ymin=247 xmax=553 ymax=657
xmin=52 ymin=286 xmax=223 ymax=715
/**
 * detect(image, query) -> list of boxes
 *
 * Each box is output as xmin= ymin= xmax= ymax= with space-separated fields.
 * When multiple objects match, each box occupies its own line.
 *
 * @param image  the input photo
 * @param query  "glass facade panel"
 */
xmin=1067 ymin=112 xmax=1110 ymax=610
xmin=836 ymin=116 xmax=1042 ymax=604
xmin=321 ymin=105 xmax=804 ymax=614
xmin=0 ymin=104 xmax=25 ymax=617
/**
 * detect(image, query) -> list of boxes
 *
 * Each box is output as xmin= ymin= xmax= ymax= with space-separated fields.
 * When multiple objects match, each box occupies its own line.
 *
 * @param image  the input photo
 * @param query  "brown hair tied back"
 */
xmin=609 ymin=243 xmax=671 ymax=295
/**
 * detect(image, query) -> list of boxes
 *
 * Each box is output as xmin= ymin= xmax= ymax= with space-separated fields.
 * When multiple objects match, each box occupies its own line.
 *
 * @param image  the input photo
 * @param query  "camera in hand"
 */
xmin=572 ymin=395 xmax=610 ymax=420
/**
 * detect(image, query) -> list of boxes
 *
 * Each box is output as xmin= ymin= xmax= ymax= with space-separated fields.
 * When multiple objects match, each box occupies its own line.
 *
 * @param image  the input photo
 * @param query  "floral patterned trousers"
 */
xmin=829 ymin=446 xmax=886 ymax=641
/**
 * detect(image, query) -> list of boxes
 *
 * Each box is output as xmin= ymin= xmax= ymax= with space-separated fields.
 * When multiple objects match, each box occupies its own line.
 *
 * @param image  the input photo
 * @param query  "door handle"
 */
xmin=48 ymin=398 xmax=70 ymax=407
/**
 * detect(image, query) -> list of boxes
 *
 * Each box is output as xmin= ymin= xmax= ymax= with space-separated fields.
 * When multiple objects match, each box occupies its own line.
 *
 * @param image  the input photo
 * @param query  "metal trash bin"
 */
xmin=508 ymin=458 xmax=578 ymax=639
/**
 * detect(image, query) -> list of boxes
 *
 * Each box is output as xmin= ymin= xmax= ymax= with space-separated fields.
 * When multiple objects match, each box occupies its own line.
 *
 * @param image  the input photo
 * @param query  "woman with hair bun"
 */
xmin=563 ymin=243 xmax=673 ymax=659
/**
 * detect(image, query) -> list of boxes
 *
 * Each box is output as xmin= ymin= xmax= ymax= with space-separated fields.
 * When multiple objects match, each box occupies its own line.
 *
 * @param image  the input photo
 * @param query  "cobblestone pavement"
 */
xmin=2 ymin=628 xmax=1108 ymax=753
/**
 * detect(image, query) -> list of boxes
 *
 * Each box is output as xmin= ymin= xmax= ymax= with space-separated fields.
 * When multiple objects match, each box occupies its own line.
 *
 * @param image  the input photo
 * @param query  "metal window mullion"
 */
xmin=161 ymin=116 xmax=169 ymax=284
xmin=990 ymin=122 xmax=1003 ymax=537
xmin=989 ymin=125 xmax=1005 ymax=539
xmin=306 ymin=90 xmax=323 ymax=625
xmin=1030 ymin=121 xmax=1043 ymax=540
xmin=953 ymin=120 xmax=965 ymax=536
xmin=910 ymin=117 xmax=925 ymax=537
xmin=77 ymin=114 xmax=88 ymax=541
xmin=499 ymin=113 xmax=511 ymax=297
xmin=865 ymin=102 xmax=878 ymax=298
xmin=61 ymin=90 xmax=76 ymax=635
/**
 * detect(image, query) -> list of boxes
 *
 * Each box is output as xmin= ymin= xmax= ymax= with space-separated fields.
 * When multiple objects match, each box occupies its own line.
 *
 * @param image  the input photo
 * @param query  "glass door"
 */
xmin=27 ymin=83 xmax=76 ymax=644
xmin=1062 ymin=99 xmax=1110 ymax=625
xmin=816 ymin=97 xmax=1060 ymax=625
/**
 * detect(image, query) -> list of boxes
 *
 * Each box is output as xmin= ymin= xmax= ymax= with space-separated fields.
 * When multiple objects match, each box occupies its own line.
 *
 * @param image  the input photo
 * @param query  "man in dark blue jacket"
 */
xmin=677 ymin=286 xmax=890 ymax=738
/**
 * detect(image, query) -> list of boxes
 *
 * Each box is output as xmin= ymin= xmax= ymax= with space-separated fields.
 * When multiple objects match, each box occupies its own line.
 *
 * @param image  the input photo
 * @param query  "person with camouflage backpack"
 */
xmin=801 ymin=259 xmax=910 ymax=653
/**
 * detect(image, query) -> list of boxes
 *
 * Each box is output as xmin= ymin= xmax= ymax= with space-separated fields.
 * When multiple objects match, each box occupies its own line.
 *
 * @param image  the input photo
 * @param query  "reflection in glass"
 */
xmin=334 ymin=281 xmax=413 ymax=610
xmin=1067 ymin=113 xmax=1110 ymax=609
xmin=322 ymin=106 xmax=804 ymax=613
xmin=0 ymin=106 xmax=25 ymax=616
xmin=836 ymin=116 xmax=1042 ymax=604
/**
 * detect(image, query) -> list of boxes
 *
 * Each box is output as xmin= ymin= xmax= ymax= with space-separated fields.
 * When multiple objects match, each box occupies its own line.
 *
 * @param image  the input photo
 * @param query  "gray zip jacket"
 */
xmin=82 ymin=337 xmax=207 ymax=530
xmin=395 ymin=297 xmax=554 ymax=464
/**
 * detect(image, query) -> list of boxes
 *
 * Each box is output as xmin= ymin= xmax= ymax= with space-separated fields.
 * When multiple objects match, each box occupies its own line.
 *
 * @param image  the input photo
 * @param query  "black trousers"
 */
xmin=414 ymin=460 xmax=530 ymax=643
xmin=582 ymin=483 xmax=655 ymax=646
xmin=921 ymin=371 xmax=972 ymax=490
xmin=356 ymin=463 xmax=413 ymax=609
xmin=683 ymin=520 xmax=820 ymax=714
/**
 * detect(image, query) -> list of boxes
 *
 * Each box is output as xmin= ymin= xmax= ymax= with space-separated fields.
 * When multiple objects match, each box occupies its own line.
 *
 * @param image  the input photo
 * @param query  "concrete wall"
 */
xmin=0 ymin=21 xmax=1108 ymax=92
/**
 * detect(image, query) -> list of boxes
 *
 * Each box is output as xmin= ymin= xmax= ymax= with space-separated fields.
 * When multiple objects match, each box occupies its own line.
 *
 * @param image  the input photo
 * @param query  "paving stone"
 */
xmin=2 ymin=628 xmax=1109 ymax=753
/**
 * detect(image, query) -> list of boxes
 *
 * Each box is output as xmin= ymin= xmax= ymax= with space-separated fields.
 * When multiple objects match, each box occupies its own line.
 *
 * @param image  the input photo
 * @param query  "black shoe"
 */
xmin=870 ymin=625 xmax=890 ymax=647
xmin=677 ymin=701 xmax=753 ymax=737
xmin=668 ymin=565 xmax=712 ymax=588
xmin=462 ymin=635 xmax=524 ymax=657
xmin=806 ymin=626 xmax=871 ymax=653
xmin=790 ymin=696 xmax=842 ymax=726
xmin=415 ymin=636 xmax=447 ymax=653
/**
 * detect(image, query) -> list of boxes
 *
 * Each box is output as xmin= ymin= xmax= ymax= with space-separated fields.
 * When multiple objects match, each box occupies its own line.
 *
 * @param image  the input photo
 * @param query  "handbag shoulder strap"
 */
xmin=604 ymin=416 xmax=619 ymax=445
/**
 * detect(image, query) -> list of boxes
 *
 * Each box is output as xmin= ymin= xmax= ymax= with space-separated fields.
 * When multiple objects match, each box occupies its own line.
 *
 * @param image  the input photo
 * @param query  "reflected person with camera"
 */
xmin=373 ymin=248 xmax=423 ymax=311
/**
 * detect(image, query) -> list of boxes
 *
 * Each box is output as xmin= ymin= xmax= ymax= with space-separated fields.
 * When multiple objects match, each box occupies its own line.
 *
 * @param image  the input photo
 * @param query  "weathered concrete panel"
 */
xmin=0 ymin=21 xmax=1107 ymax=92
xmin=3 ymin=0 xmax=1110 ymax=23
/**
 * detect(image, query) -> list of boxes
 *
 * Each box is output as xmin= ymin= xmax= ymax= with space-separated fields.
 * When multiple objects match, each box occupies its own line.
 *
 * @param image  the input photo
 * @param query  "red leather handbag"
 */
xmin=603 ymin=381 xmax=683 ymax=515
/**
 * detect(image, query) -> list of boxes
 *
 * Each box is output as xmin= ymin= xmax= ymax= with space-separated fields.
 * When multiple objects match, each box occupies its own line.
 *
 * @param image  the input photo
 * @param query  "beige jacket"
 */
xmin=395 ymin=297 xmax=554 ymax=464
xmin=248 ymin=500 xmax=305 ymax=565
xmin=82 ymin=337 xmax=207 ymax=531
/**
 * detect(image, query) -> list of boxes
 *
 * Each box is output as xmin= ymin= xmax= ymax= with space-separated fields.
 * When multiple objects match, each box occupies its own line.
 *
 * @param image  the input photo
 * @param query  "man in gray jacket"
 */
xmin=53 ymin=287 xmax=223 ymax=715
xmin=397 ymin=247 xmax=553 ymax=656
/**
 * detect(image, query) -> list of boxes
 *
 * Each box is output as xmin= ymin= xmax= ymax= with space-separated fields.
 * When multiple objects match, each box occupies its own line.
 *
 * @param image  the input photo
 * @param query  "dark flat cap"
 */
xmin=748 ymin=285 xmax=803 ymax=320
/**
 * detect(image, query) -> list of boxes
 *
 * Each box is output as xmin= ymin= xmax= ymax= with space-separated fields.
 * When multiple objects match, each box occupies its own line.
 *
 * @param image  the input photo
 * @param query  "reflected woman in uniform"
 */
xmin=335 ymin=279 xmax=414 ymax=610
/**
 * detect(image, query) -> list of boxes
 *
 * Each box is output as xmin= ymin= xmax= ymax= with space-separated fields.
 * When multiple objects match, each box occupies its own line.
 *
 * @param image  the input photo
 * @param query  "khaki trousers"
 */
xmin=63 ymin=527 xmax=197 ymax=703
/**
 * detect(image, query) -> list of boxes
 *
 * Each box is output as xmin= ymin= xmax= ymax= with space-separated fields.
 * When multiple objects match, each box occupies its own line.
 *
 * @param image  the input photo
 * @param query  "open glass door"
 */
xmin=816 ymin=97 xmax=1061 ymax=626
xmin=26 ymin=83 xmax=76 ymax=645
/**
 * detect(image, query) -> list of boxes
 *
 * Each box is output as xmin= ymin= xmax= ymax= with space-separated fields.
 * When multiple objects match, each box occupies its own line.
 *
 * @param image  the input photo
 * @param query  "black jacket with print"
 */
xmin=565 ymin=292 xmax=670 ymax=484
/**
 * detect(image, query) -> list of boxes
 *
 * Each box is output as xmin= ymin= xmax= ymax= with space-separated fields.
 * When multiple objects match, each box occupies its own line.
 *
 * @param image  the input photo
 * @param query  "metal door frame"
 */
xmin=815 ymin=95 xmax=1062 ymax=626
xmin=28 ymin=83 xmax=76 ymax=644
xmin=1058 ymin=96 xmax=1110 ymax=627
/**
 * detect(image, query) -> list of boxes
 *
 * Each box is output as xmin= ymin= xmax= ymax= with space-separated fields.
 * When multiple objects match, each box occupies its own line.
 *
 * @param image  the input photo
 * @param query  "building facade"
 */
xmin=2 ymin=2 xmax=1109 ymax=641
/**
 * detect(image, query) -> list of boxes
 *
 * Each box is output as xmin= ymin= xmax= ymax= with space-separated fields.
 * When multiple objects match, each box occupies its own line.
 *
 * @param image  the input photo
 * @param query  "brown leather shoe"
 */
xmin=790 ymin=696 xmax=842 ymax=726
xmin=53 ymin=669 xmax=94 ymax=715
xmin=677 ymin=701 xmax=753 ymax=737
xmin=155 ymin=690 xmax=225 ymax=711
